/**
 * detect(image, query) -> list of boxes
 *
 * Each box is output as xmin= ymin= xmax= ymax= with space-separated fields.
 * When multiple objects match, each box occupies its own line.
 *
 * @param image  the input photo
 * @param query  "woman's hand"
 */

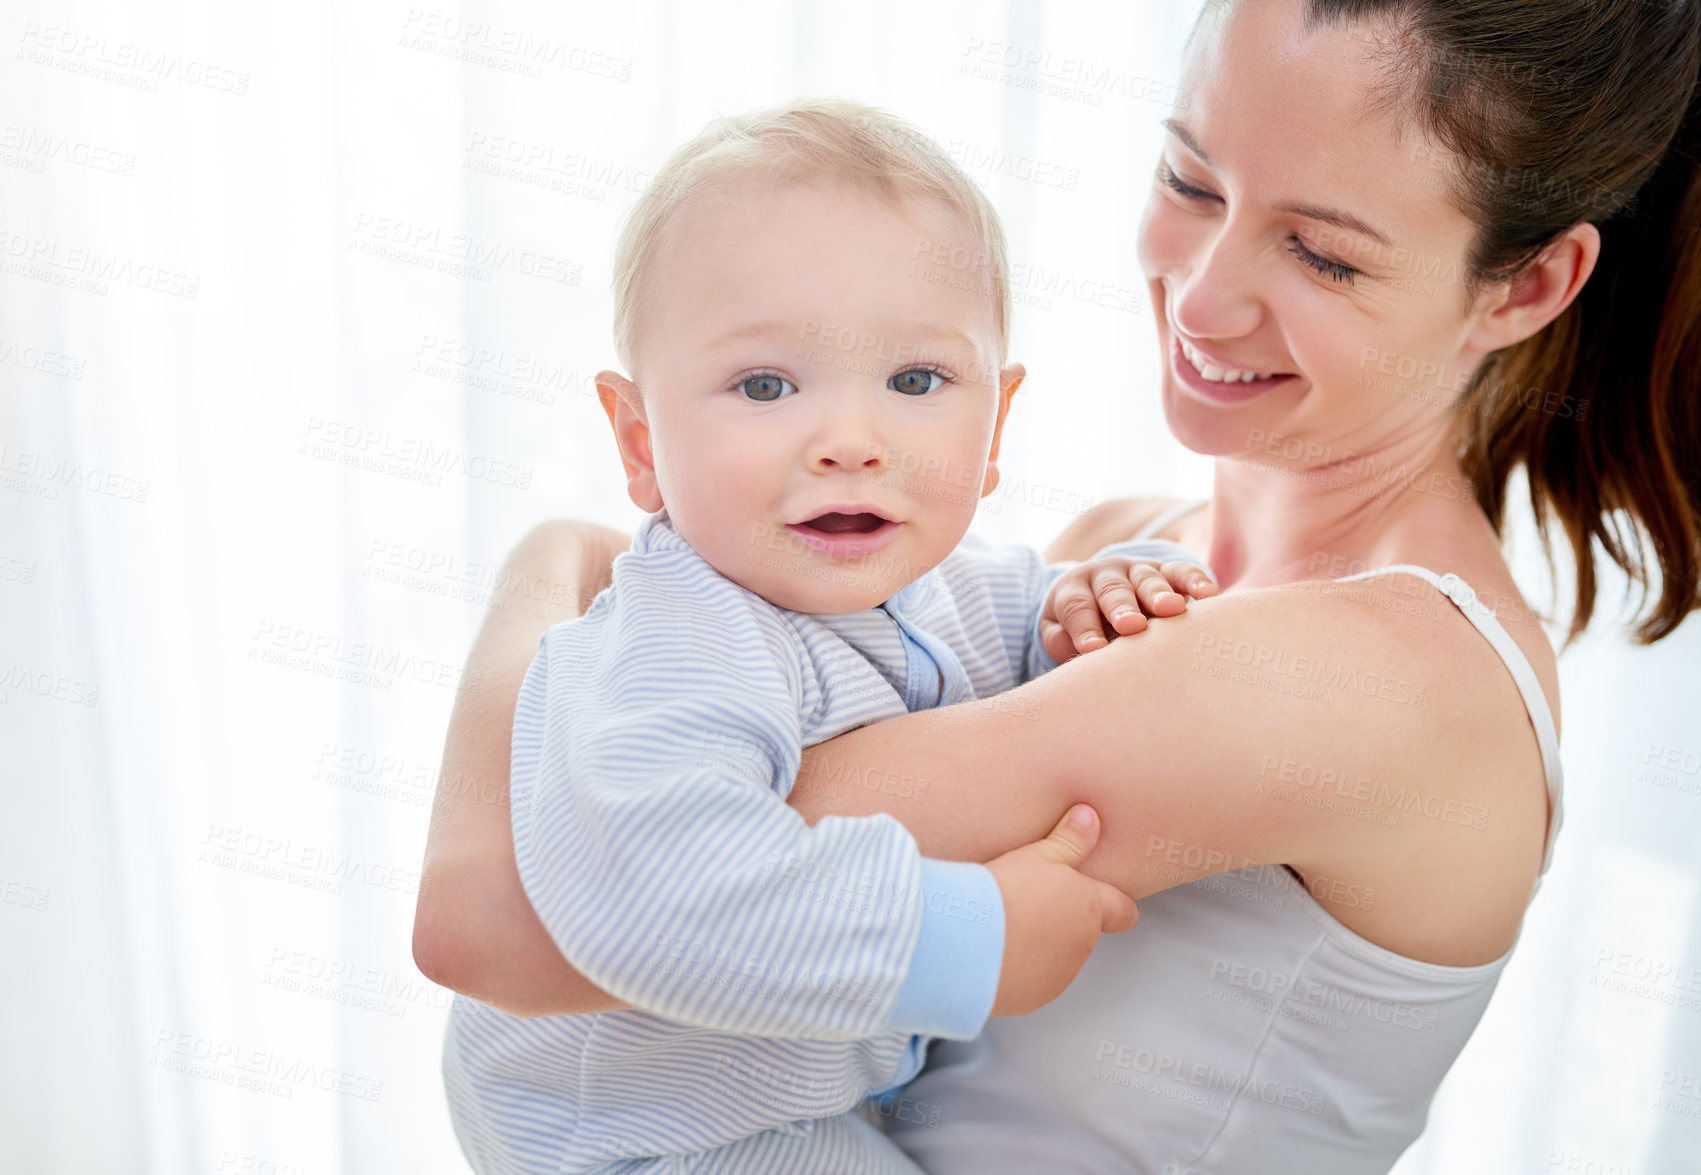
xmin=411 ymin=519 xmax=633 ymax=1017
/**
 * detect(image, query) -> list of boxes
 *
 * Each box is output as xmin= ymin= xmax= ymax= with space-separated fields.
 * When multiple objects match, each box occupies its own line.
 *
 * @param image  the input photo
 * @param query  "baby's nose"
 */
xmin=809 ymin=424 xmax=887 ymax=470
xmin=815 ymin=445 xmax=883 ymax=469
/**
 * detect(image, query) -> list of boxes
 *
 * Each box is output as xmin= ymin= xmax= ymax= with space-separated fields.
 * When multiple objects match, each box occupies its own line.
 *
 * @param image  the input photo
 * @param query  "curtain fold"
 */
xmin=3 ymin=2 xmax=1695 ymax=1172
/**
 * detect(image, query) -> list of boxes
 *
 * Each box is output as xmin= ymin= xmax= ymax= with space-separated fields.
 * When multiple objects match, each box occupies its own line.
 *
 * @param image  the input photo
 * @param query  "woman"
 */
xmin=413 ymin=0 xmax=1701 ymax=1170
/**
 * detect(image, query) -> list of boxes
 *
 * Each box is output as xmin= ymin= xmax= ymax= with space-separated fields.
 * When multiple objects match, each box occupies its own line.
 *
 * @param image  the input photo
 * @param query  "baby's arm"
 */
xmin=513 ymin=565 xmax=1003 ymax=1042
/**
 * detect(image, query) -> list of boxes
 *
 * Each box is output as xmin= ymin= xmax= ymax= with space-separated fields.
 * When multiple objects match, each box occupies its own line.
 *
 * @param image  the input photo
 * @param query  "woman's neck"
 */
xmin=1202 ymin=429 xmax=1473 ymax=592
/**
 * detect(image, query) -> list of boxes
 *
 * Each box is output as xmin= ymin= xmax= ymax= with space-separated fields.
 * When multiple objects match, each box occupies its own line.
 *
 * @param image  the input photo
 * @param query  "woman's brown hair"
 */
xmin=1306 ymin=0 xmax=1701 ymax=644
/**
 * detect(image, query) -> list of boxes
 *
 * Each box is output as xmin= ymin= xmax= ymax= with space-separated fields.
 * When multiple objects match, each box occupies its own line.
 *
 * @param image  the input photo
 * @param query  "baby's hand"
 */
xmin=1040 ymin=556 xmax=1216 ymax=663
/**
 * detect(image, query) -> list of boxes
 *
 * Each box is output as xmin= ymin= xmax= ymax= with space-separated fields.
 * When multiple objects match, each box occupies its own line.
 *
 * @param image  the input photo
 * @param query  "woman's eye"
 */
xmin=1287 ymin=239 xmax=1359 ymax=285
xmin=740 ymin=373 xmax=797 ymax=401
xmin=889 ymin=368 xmax=946 ymax=396
xmin=1160 ymin=163 xmax=1215 ymax=202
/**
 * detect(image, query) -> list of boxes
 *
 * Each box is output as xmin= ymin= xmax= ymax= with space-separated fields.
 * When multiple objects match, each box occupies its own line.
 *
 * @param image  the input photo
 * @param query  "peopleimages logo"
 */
xmin=398 ymin=11 xmax=633 ymax=80
xmin=348 ymin=213 xmax=580 ymax=285
xmin=0 ymin=124 xmax=135 ymax=175
xmin=1091 ymin=1039 xmax=1329 ymax=1115
xmin=0 ymin=446 xmax=149 ymax=503
xmin=149 ymin=1029 xmax=383 ymax=1101
xmin=298 ymin=417 xmax=534 ymax=490
xmin=197 ymin=824 xmax=422 ymax=897
xmin=15 ymin=23 xmax=250 ymax=94
xmin=0 ymin=229 xmax=198 ymax=298
xmin=0 ymin=663 xmax=99 ymax=706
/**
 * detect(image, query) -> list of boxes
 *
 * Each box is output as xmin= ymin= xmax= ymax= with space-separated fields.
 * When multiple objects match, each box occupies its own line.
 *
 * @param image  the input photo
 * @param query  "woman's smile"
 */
xmin=1169 ymin=331 xmax=1298 ymax=404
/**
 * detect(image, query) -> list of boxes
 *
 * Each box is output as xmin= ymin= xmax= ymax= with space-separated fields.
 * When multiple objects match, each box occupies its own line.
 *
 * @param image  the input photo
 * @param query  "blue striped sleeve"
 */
xmin=1090 ymin=537 xmax=1212 ymax=574
xmin=509 ymin=549 xmax=977 ymax=1041
xmin=932 ymin=532 xmax=1062 ymax=691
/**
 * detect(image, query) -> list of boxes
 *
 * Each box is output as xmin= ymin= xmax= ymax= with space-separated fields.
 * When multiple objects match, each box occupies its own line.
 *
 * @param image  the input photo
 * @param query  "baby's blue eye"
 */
xmin=889 ymin=368 xmax=944 ymax=396
xmin=741 ymin=373 xmax=797 ymax=402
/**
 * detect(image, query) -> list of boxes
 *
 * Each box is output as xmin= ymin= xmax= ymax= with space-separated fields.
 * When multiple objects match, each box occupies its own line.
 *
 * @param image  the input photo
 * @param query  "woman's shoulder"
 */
xmin=1043 ymin=496 xmax=1197 ymax=563
xmin=1212 ymin=573 xmax=1556 ymax=963
xmin=1179 ymin=571 xmax=1493 ymax=718
xmin=1240 ymin=563 xmax=1557 ymax=748
xmin=1306 ymin=545 xmax=1563 ymax=741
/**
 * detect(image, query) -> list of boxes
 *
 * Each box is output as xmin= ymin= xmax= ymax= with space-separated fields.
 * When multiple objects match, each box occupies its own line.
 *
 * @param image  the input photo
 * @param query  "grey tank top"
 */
xmin=886 ymin=500 xmax=1565 ymax=1175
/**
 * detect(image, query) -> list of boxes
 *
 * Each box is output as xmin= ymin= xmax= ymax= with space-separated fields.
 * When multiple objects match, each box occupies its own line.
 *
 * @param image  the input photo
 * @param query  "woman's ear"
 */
xmin=981 ymin=362 xmax=1026 ymax=499
xmin=1464 ymin=222 xmax=1601 ymax=355
xmin=596 ymin=370 xmax=664 ymax=512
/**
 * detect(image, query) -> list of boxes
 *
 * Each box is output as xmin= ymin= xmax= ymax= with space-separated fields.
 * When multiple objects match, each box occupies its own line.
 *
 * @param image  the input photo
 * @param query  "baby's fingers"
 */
xmin=1091 ymin=565 xmax=1150 ymax=637
xmin=1163 ymin=560 xmax=1218 ymax=599
xmin=1128 ymin=564 xmax=1187 ymax=621
xmin=1043 ymin=572 xmax=1120 ymax=656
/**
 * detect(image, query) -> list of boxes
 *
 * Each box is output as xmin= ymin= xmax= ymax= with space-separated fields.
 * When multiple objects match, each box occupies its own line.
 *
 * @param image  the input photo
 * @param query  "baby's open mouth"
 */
xmin=801 ymin=512 xmax=888 ymax=534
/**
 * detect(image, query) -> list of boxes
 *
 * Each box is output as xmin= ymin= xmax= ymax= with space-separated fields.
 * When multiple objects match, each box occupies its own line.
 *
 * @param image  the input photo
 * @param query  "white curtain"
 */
xmin=2 ymin=1 xmax=1695 ymax=1171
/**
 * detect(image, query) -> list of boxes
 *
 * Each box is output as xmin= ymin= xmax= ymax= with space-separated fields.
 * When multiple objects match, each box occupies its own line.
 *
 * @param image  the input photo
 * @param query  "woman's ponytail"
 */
xmin=1312 ymin=0 xmax=1701 ymax=643
xmin=1465 ymin=77 xmax=1701 ymax=644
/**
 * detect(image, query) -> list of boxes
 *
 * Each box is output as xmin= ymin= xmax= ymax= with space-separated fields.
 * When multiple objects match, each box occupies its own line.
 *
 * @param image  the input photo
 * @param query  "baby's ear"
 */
xmin=596 ymin=371 xmax=664 ymax=512
xmin=981 ymin=362 xmax=1026 ymax=498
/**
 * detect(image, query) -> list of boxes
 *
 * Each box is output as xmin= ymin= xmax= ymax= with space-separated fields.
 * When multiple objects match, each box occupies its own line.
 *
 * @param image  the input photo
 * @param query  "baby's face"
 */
xmin=608 ymin=178 xmax=1017 ymax=613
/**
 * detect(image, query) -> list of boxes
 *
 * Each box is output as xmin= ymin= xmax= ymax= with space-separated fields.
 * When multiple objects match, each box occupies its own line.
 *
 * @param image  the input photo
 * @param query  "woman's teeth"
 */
xmin=1180 ymin=339 xmax=1274 ymax=383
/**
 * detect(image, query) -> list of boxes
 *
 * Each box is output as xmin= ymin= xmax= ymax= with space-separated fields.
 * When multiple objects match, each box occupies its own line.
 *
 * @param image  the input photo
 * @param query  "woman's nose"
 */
xmin=1168 ymin=226 xmax=1266 ymax=343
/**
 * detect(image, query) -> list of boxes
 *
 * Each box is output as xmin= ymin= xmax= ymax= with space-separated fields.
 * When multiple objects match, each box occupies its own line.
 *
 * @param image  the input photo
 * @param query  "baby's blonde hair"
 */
xmin=611 ymin=97 xmax=1012 ymax=375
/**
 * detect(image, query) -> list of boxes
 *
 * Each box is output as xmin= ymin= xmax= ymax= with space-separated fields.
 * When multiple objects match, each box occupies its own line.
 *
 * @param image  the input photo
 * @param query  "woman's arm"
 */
xmin=789 ymin=583 xmax=1458 ymax=901
xmin=411 ymin=519 xmax=634 ymax=1016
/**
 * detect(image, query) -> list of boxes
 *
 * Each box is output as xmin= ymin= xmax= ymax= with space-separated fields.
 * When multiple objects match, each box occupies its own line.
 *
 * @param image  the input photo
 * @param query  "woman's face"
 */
xmin=1139 ymin=0 xmax=1491 ymax=472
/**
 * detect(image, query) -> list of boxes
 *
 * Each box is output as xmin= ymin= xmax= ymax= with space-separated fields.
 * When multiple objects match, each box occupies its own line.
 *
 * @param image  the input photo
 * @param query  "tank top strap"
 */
xmin=1132 ymin=497 xmax=1209 ymax=541
xmin=1334 ymin=564 xmax=1565 ymax=880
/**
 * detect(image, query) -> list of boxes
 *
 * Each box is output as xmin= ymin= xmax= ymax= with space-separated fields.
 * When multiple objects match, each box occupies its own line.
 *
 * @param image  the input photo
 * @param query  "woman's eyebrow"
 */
xmin=1162 ymin=117 xmax=1214 ymax=165
xmin=1275 ymin=199 xmax=1393 ymax=249
xmin=1161 ymin=117 xmax=1394 ymax=249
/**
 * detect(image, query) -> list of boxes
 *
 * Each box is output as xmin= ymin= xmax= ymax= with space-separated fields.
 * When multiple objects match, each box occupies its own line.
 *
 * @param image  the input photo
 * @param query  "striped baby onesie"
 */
xmin=442 ymin=507 xmax=1203 ymax=1174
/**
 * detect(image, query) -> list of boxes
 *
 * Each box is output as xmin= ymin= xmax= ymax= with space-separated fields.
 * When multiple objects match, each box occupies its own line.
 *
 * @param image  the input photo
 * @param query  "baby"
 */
xmin=442 ymin=98 xmax=1212 ymax=1175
